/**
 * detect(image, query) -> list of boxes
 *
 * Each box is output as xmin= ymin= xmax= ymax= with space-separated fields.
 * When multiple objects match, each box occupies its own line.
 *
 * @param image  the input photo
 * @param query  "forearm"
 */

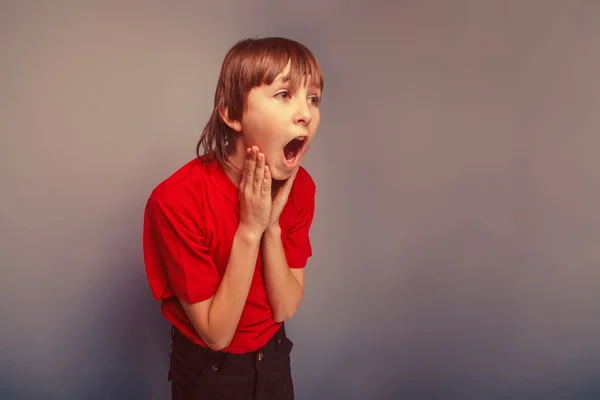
xmin=262 ymin=226 xmax=304 ymax=322
xmin=207 ymin=226 xmax=261 ymax=347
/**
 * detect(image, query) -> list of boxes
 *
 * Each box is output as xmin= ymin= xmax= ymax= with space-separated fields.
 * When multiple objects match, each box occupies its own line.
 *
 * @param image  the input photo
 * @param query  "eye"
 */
xmin=308 ymin=95 xmax=321 ymax=107
xmin=275 ymin=91 xmax=291 ymax=100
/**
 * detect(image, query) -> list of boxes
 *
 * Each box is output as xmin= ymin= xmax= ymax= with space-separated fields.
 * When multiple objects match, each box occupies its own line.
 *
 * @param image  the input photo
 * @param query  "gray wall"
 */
xmin=2 ymin=1 xmax=600 ymax=399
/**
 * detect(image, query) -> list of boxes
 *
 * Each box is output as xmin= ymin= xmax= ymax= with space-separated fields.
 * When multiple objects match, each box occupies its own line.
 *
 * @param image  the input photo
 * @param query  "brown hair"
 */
xmin=196 ymin=37 xmax=324 ymax=168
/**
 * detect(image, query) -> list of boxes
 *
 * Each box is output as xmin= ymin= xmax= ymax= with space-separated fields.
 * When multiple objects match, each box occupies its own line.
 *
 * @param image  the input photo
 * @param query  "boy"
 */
xmin=143 ymin=37 xmax=323 ymax=399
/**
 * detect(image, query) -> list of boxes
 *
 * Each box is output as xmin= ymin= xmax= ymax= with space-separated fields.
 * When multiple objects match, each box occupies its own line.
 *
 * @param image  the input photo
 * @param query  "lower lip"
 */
xmin=282 ymin=150 xmax=299 ymax=168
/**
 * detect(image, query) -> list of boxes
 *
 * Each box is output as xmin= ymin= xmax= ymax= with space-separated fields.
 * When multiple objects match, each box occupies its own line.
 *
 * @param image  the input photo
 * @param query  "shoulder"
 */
xmin=290 ymin=166 xmax=316 ymax=205
xmin=147 ymin=157 xmax=210 ymax=211
xmin=294 ymin=167 xmax=316 ymax=190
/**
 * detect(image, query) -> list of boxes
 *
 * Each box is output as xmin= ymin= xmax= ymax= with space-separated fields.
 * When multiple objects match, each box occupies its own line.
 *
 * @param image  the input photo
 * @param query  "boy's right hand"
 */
xmin=238 ymin=146 xmax=272 ymax=238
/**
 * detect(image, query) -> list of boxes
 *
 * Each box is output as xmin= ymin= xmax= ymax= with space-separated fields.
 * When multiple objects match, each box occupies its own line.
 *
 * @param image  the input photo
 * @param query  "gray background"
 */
xmin=2 ymin=1 xmax=600 ymax=399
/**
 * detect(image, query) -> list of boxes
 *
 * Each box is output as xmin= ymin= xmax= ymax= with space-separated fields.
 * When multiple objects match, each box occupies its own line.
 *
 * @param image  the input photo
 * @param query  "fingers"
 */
xmin=241 ymin=147 xmax=254 ymax=186
xmin=253 ymin=151 xmax=265 ymax=194
xmin=239 ymin=147 xmax=251 ymax=189
xmin=262 ymin=165 xmax=272 ymax=195
xmin=242 ymin=147 xmax=257 ymax=196
xmin=241 ymin=146 xmax=270 ymax=199
xmin=246 ymin=147 xmax=257 ymax=179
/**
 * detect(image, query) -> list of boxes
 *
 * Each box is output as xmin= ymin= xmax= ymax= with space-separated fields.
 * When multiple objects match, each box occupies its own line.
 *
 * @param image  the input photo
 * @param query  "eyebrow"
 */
xmin=276 ymin=75 xmax=321 ymax=92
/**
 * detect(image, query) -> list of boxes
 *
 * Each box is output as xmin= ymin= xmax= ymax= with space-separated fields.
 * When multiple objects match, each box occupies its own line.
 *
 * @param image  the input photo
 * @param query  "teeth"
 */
xmin=286 ymin=136 xmax=305 ymax=146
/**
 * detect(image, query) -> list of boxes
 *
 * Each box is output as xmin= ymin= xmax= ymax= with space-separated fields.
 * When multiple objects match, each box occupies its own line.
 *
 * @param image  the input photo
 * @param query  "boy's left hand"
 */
xmin=268 ymin=167 xmax=299 ymax=229
xmin=267 ymin=145 xmax=309 ymax=229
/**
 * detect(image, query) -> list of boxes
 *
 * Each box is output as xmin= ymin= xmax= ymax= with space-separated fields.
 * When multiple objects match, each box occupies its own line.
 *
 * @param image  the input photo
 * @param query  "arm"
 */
xmin=262 ymin=226 xmax=304 ymax=322
xmin=181 ymin=148 xmax=272 ymax=350
xmin=150 ymin=148 xmax=271 ymax=351
xmin=262 ymin=167 xmax=315 ymax=322
xmin=180 ymin=227 xmax=261 ymax=351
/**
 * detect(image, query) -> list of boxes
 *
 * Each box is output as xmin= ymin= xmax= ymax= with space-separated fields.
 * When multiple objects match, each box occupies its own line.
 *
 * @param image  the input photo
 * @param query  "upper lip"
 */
xmin=291 ymin=135 xmax=307 ymax=144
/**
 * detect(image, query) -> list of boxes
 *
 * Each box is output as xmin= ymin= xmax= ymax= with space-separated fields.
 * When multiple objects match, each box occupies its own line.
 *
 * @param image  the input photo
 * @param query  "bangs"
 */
xmin=241 ymin=38 xmax=324 ymax=92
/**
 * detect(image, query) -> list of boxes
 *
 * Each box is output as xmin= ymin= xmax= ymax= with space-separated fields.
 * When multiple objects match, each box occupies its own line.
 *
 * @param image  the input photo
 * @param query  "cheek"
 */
xmin=240 ymin=112 xmax=286 ymax=159
xmin=311 ymin=112 xmax=321 ymax=130
xmin=244 ymin=133 xmax=282 ymax=163
xmin=248 ymin=126 xmax=281 ymax=150
xmin=264 ymin=145 xmax=283 ymax=165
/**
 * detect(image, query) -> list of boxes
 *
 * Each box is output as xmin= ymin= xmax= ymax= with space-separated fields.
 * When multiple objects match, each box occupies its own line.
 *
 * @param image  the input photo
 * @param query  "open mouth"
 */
xmin=283 ymin=136 xmax=306 ymax=163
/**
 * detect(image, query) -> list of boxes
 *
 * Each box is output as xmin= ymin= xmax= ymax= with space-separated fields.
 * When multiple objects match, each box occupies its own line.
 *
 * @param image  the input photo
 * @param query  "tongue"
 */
xmin=285 ymin=148 xmax=295 ymax=161
xmin=284 ymin=140 xmax=299 ymax=161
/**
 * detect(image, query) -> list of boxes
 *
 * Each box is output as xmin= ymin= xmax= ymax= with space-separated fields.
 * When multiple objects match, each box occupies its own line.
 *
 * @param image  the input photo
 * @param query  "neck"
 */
xmin=223 ymin=138 xmax=247 ymax=188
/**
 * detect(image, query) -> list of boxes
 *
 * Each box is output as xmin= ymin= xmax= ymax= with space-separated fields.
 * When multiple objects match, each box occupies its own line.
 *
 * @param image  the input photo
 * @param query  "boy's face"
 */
xmin=235 ymin=65 xmax=321 ymax=180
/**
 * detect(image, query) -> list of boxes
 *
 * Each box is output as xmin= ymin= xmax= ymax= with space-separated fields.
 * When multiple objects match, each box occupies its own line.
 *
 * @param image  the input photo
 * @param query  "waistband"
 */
xmin=171 ymin=324 xmax=289 ymax=361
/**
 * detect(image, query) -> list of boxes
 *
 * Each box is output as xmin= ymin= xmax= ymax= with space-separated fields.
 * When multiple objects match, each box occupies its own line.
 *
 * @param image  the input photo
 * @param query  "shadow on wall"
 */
xmin=296 ymin=223 xmax=600 ymax=400
xmin=0 ymin=216 xmax=172 ymax=399
xmin=66 ymin=219 xmax=172 ymax=399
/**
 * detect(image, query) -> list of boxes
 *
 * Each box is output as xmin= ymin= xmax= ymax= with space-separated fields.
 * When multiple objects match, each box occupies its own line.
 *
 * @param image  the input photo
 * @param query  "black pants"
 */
xmin=168 ymin=325 xmax=295 ymax=399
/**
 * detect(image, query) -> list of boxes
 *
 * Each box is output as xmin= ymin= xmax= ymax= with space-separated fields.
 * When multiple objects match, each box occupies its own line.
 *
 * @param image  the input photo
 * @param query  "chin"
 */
xmin=269 ymin=165 xmax=294 ymax=181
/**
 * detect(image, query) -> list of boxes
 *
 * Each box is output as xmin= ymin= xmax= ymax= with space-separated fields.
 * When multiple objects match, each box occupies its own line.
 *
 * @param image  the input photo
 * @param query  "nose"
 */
xmin=293 ymin=98 xmax=312 ymax=126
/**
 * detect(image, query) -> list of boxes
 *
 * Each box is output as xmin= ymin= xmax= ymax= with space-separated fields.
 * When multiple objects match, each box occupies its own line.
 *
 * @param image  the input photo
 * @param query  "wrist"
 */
xmin=236 ymin=225 xmax=264 ymax=245
xmin=265 ymin=224 xmax=282 ymax=237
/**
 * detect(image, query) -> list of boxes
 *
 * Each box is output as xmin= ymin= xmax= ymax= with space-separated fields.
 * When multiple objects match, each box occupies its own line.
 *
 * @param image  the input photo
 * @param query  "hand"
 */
xmin=238 ymin=146 xmax=272 ymax=237
xmin=268 ymin=143 xmax=309 ymax=229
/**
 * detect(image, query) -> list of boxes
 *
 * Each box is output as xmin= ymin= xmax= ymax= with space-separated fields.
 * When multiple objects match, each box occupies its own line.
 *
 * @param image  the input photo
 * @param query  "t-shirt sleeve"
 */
xmin=283 ymin=172 xmax=316 ymax=269
xmin=143 ymin=196 xmax=220 ymax=304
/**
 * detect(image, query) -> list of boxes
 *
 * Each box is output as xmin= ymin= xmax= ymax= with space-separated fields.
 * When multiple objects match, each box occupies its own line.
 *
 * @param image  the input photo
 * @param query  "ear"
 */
xmin=219 ymin=107 xmax=242 ymax=132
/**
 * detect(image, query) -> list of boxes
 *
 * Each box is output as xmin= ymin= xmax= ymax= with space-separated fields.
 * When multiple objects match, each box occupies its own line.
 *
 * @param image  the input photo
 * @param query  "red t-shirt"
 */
xmin=143 ymin=156 xmax=315 ymax=353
